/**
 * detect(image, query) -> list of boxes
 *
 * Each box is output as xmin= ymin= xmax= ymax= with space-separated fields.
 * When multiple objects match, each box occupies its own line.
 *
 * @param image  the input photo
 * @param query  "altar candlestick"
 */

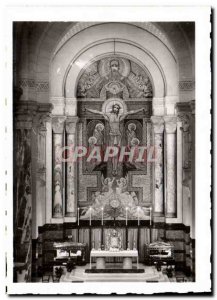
xmin=137 ymin=207 xmax=140 ymax=226
xmin=89 ymin=207 xmax=92 ymax=226
xmin=77 ymin=207 xmax=80 ymax=226
xmin=126 ymin=207 xmax=128 ymax=226
xmin=101 ymin=207 xmax=104 ymax=226
xmin=150 ymin=207 xmax=152 ymax=226
xmin=133 ymin=239 xmax=136 ymax=250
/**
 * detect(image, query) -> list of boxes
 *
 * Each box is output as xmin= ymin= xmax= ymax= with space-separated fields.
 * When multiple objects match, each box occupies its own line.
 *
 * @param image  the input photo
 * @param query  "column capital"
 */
xmin=177 ymin=113 xmax=190 ymax=132
xmin=37 ymin=103 xmax=53 ymax=131
xmin=65 ymin=116 xmax=79 ymax=134
xmin=151 ymin=116 xmax=164 ymax=134
xmin=164 ymin=116 xmax=177 ymax=134
xmin=52 ymin=116 xmax=66 ymax=133
xmin=15 ymin=100 xmax=38 ymax=129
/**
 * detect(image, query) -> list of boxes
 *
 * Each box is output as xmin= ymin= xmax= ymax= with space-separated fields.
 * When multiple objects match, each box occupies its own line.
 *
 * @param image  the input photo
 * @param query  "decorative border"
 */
xmin=179 ymin=80 xmax=195 ymax=91
xmin=18 ymin=78 xmax=49 ymax=92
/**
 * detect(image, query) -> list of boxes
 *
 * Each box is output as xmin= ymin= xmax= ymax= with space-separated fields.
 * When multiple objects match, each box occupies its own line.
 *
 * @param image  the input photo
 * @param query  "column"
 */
xmin=164 ymin=116 xmax=177 ymax=218
xmin=176 ymin=117 xmax=183 ymax=224
xmin=180 ymin=115 xmax=191 ymax=169
xmin=52 ymin=116 xmax=66 ymax=218
xmin=178 ymin=112 xmax=191 ymax=225
xmin=151 ymin=116 xmax=164 ymax=216
xmin=36 ymin=104 xmax=53 ymax=227
xmin=65 ymin=117 xmax=79 ymax=221
xmin=45 ymin=117 xmax=52 ymax=223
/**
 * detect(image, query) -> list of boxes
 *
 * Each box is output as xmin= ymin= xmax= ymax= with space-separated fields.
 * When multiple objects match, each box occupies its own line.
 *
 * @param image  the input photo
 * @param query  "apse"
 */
xmin=13 ymin=21 xmax=195 ymax=284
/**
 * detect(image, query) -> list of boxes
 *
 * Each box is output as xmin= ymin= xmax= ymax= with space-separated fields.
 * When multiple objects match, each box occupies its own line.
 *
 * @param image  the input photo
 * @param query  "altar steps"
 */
xmin=85 ymin=268 xmax=144 ymax=273
xmin=60 ymin=265 xmax=170 ymax=282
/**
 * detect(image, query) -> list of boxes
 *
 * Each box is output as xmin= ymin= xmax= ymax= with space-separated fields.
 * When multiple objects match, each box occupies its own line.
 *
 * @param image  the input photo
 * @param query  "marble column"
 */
xmin=164 ymin=116 xmax=177 ymax=218
xmin=36 ymin=105 xmax=53 ymax=228
xmin=178 ymin=112 xmax=191 ymax=225
xmin=45 ymin=117 xmax=52 ymax=223
xmin=151 ymin=116 xmax=164 ymax=216
xmin=180 ymin=114 xmax=191 ymax=169
xmin=52 ymin=116 xmax=66 ymax=218
xmin=65 ymin=117 xmax=79 ymax=221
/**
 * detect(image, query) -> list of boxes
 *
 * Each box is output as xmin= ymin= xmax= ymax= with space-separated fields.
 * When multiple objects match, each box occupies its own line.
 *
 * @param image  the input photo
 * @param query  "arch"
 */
xmin=64 ymin=44 xmax=163 ymax=99
xmin=53 ymin=22 xmax=177 ymax=61
xmin=16 ymin=22 xmax=194 ymax=104
xmin=50 ymin=22 xmax=178 ymax=116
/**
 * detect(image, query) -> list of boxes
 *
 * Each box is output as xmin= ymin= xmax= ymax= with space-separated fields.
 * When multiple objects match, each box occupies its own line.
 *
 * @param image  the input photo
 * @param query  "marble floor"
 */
xmin=60 ymin=264 xmax=171 ymax=282
xmin=32 ymin=264 xmax=193 ymax=283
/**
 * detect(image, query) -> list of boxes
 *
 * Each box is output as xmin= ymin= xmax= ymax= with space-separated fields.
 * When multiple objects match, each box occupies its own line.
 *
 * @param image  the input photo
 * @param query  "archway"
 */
xmin=50 ymin=22 xmax=178 ymax=117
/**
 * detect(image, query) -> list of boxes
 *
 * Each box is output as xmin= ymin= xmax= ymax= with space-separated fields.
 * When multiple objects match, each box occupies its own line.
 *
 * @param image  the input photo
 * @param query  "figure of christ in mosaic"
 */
xmin=84 ymin=104 xmax=144 ymax=175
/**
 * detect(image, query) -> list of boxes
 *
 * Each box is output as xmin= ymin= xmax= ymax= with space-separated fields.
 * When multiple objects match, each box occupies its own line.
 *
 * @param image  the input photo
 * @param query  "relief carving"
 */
xmin=178 ymin=113 xmax=192 ymax=169
xmin=65 ymin=117 xmax=79 ymax=134
xmin=52 ymin=116 xmax=66 ymax=134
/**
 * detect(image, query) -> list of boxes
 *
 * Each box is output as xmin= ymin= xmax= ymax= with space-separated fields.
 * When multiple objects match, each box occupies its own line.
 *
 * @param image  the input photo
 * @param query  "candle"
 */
xmin=137 ymin=206 xmax=140 ymax=226
xmin=77 ymin=207 xmax=80 ymax=226
xmin=150 ymin=207 xmax=152 ymax=226
xmin=101 ymin=207 xmax=104 ymax=226
xmin=89 ymin=206 xmax=92 ymax=226
xmin=126 ymin=207 xmax=128 ymax=226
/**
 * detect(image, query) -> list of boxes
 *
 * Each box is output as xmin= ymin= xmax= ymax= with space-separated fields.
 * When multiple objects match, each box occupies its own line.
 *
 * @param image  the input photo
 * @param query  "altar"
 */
xmin=90 ymin=250 xmax=139 ymax=270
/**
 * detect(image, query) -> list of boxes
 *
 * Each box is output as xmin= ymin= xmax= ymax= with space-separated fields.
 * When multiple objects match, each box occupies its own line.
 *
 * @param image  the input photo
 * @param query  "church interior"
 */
xmin=13 ymin=21 xmax=195 ymax=283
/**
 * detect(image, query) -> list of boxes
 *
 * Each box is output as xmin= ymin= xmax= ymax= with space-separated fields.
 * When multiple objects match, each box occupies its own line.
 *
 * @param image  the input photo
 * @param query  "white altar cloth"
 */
xmin=90 ymin=250 xmax=139 ymax=269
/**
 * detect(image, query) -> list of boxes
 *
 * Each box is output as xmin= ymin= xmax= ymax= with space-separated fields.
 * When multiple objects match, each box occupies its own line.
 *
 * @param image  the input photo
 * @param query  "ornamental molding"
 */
xmin=164 ymin=116 xmax=177 ymax=134
xmin=179 ymin=80 xmax=195 ymax=91
xmin=52 ymin=116 xmax=66 ymax=133
xmin=18 ymin=78 xmax=49 ymax=92
xmin=65 ymin=117 xmax=79 ymax=134
xmin=177 ymin=113 xmax=191 ymax=132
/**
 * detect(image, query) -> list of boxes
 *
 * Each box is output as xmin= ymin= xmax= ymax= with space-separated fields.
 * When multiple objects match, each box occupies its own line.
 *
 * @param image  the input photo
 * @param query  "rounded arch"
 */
xmin=53 ymin=21 xmax=177 ymax=61
xmin=50 ymin=22 xmax=179 ymax=115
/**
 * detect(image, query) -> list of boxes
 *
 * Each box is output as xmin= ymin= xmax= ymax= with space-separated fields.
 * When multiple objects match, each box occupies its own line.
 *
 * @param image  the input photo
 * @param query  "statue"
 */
xmin=84 ymin=103 xmax=144 ymax=175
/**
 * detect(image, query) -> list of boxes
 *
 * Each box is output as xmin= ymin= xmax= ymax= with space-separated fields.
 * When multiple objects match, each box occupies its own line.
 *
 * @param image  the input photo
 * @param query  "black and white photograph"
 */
xmin=2 ymin=4 xmax=211 ymax=295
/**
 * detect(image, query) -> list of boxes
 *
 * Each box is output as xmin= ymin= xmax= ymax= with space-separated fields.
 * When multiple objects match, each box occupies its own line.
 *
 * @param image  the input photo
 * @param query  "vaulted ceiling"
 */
xmin=13 ymin=22 xmax=195 ymax=103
